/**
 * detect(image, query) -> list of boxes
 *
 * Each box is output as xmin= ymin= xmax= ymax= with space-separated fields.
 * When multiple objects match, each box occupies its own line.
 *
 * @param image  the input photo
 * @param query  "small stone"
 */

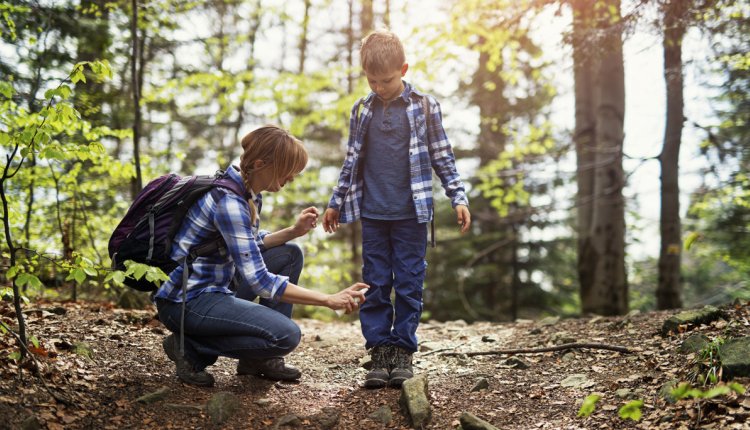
xmin=538 ymin=316 xmax=560 ymax=326
xmin=661 ymin=305 xmax=724 ymax=335
xmin=503 ymin=357 xmax=529 ymax=369
xmin=367 ymin=405 xmax=392 ymax=424
xmin=561 ymin=352 xmax=576 ymax=362
xmin=20 ymin=415 xmax=41 ymax=430
xmin=206 ymin=392 xmax=241 ymax=426
xmin=481 ymin=335 xmax=497 ymax=343
xmin=560 ymin=374 xmax=594 ymax=389
xmin=136 ymin=386 xmax=170 ymax=404
xmin=471 ymin=377 xmax=490 ymax=392
xmin=399 ymin=375 xmax=431 ymax=428
xmin=459 ymin=411 xmax=500 ymax=430
xmin=659 ymin=379 xmax=679 ymax=404
xmin=254 ymin=398 xmax=271 ymax=406
xmin=615 ymin=388 xmax=632 ymax=398
xmin=679 ymin=334 xmax=709 ymax=354
xmin=720 ymin=337 xmax=750 ymax=378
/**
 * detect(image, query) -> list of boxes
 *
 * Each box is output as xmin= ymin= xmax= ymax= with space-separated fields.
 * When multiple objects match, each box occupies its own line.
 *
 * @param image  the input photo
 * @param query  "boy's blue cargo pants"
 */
xmin=359 ymin=217 xmax=427 ymax=353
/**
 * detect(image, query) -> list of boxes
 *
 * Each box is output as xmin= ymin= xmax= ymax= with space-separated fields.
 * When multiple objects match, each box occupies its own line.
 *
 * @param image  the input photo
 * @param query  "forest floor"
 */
xmin=1 ymin=298 xmax=749 ymax=430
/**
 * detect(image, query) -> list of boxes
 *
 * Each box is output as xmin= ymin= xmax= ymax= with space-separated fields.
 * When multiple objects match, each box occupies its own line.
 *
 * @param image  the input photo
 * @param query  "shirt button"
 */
xmin=413 ymin=195 xmax=417 ymax=199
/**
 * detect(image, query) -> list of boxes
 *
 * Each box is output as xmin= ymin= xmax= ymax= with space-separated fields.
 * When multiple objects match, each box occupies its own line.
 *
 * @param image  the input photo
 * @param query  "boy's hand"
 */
xmin=322 ymin=208 xmax=340 ymax=233
xmin=456 ymin=205 xmax=471 ymax=234
xmin=292 ymin=207 xmax=319 ymax=237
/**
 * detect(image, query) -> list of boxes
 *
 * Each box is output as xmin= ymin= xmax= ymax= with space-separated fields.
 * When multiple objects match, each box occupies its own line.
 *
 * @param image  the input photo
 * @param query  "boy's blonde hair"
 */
xmin=239 ymin=125 xmax=307 ymax=224
xmin=360 ymin=30 xmax=405 ymax=75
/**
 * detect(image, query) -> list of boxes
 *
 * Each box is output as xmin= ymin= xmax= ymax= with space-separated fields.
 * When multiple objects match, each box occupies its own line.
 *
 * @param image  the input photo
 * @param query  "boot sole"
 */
xmin=364 ymin=377 xmax=388 ymax=389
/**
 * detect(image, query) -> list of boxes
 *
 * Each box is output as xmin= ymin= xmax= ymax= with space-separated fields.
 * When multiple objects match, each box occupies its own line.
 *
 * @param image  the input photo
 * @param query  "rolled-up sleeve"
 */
xmin=213 ymin=194 xmax=288 ymax=299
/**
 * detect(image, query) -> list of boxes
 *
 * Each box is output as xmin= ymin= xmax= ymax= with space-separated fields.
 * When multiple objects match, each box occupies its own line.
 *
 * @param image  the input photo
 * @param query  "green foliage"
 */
xmin=671 ymin=382 xmax=745 ymax=400
xmin=617 ymin=400 xmax=643 ymax=421
xmin=577 ymin=394 xmax=601 ymax=417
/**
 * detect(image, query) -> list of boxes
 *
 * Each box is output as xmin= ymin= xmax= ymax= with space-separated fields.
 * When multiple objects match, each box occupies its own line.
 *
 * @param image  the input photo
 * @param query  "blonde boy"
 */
xmin=323 ymin=30 xmax=470 ymax=388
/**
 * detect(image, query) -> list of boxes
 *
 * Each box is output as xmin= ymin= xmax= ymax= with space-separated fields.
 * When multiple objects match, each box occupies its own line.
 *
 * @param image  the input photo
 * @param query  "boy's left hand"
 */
xmin=455 ymin=205 xmax=471 ymax=234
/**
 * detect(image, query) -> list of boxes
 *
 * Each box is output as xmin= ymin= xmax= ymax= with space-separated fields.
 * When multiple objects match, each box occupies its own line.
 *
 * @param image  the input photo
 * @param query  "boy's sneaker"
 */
xmin=162 ymin=334 xmax=215 ymax=387
xmin=388 ymin=346 xmax=414 ymax=388
xmin=364 ymin=345 xmax=391 ymax=389
xmin=237 ymin=357 xmax=301 ymax=381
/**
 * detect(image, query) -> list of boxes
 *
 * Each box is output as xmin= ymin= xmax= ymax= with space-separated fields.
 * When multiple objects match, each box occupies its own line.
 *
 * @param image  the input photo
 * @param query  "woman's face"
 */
xmin=251 ymin=161 xmax=296 ymax=193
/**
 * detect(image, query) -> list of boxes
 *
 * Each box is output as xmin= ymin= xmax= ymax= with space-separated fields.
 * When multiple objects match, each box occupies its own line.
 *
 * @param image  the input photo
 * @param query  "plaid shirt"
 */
xmin=328 ymin=82 xmax=468 ymax=223
xmin=153 ymin=166 xmax=287 ymax=303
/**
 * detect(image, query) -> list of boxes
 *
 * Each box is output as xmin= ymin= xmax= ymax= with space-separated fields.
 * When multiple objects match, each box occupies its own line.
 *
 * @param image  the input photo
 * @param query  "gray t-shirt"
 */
xmin=361 ymin=97 xmax=416 ymax=220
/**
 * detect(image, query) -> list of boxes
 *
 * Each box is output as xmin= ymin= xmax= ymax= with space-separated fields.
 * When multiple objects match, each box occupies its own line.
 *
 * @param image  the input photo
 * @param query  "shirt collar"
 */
xmin=363 ymin=81 xmax=422 ymax=107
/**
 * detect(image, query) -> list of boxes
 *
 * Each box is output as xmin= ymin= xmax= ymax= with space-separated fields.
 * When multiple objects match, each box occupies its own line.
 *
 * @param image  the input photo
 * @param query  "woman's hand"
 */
xmin=326 ymin=282 xmax=369 ymax=314
xmin=322 ymin=208 xmax=340 ymax=233
xmin=291 ymin=207 xmax=319 ymax=237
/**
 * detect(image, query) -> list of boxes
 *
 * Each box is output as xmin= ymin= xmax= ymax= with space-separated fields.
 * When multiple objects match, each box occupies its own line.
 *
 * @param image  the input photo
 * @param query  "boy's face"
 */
xmin=365 ymin=63 xmax=408 ymax=101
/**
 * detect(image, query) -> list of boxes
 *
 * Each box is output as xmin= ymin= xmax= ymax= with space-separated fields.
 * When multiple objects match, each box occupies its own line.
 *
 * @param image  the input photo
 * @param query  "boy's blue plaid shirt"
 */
xmin=153 ymin=166 xmax=288 ymax=303
xmin=328 ymin=81 xmax=469 ymax=223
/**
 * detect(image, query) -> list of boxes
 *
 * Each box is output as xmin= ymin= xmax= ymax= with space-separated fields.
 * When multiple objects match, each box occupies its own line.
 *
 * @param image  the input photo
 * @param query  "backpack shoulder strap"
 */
xmin=421 ymin=95 xmax=431 ymax=131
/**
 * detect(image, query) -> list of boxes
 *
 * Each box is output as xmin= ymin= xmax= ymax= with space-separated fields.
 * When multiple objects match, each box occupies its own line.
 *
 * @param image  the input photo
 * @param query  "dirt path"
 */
xmin=1 ymin=300 xmax=749 ymax=429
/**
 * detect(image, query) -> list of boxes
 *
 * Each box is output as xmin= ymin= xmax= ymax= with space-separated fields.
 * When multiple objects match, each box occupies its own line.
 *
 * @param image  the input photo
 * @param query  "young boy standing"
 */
xmin=323 ymin=30 xmax=471 ymax=388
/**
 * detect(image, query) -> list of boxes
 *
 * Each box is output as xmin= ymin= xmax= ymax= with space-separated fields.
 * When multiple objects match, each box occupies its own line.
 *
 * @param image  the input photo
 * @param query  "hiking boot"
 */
xmin=364 ymin=345 xmax=391 ymax=389
xmin=237 ymin=357 xmax=302 ymax=381
xmin=389 ymin=346 xmax=414 ymax=388
xmin=162 ymin=334 xmax=215 ymax=387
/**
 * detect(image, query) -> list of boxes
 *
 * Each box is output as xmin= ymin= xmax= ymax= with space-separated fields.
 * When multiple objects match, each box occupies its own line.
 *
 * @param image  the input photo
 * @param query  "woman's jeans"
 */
xmin=156 ymin=243 xmax=304 ymax=370
xmin=359 ymin=218 xmax=427 ymax=353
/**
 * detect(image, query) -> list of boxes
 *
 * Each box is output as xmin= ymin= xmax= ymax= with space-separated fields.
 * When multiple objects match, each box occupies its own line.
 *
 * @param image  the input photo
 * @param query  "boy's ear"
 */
xmin=401 ymin=63 xmax=409 ymax=76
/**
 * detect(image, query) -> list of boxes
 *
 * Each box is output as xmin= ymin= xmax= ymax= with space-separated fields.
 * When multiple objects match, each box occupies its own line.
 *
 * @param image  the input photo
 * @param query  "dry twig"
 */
xmin=440 ymin=342 xmax=631 ymax=357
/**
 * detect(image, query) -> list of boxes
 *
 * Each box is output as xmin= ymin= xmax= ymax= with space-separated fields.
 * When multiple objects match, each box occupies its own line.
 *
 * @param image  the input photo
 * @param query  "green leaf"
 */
xmin=8 ymin=351 xmax=21 ymax=361
xmin=577 ymin=394 xmax=600 ymax=418
xmin=0 ymin=81 xmax=14 ymax=98
xmin=29 ymin=336 xmax=39 ymax=348
xmin=83 ymin=267 xmax=98 ymax=277
xmin=684 ymin=231 xmax=701 ymax=250
xmin=703 ymin=385 xmax=731 ymax=398
xmin=73 ymin=268 xmax=86 ymax=284
xmin=618 ymin=400 xmax=643 ymax=421
xmin=728 ymin=382 xmax=746 ymax=395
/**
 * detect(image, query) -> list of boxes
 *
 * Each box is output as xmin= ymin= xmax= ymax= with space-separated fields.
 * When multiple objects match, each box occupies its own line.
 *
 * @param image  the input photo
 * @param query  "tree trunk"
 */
xmin=572 ymin=0 xmax=597 ymax=309
xmin=657 ymin=0 xmax=687 ymax=309
xmin=130 ymin=0 xmax=143 ymax=197
xmin=299 ymin=0 xmax=311 ymax=74
xmin=360 ymin=0 xmax=373 ymax=39
xmin=574 ymin=0 xmax=628 ymax=316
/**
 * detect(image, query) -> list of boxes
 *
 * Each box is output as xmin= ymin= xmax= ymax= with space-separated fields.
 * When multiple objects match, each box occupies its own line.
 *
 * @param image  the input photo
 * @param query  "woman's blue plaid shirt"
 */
xmin=153 ymin=166 xmax=288 ymax=303
xmin=327 ymin=82 xmax=468 ymax=223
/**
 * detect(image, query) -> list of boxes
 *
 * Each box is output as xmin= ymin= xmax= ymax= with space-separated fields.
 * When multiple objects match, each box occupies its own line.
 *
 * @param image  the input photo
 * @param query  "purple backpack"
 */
xmin=108 ymin=170 xmax=244 ymax=291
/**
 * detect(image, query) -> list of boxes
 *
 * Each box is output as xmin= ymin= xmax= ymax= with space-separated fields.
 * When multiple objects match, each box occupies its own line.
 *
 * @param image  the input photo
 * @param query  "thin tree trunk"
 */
xmin=574 ymin=0 xmax=628 ymax=315
xmin=657 ymin=0 xmax=687 ymax=309
xmin=130 ymin=0 xmax=143 ymax=197
xmin=299 ymin=0 xmax=311 ymax=74
xmin=572 ymin=0 xmax=597 ymax=307
xmin=360 ymin=0 xmax=373 ymax=39
xmin=588 ymin=0 xmax=627 ymax=315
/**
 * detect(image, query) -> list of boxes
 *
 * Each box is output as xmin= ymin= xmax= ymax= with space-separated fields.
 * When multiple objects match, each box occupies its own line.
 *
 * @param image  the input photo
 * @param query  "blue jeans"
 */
xmin=359 ymin=218 xmax=427 ymax=353
xmin=157 ymin=243 xmax=304 ymax=370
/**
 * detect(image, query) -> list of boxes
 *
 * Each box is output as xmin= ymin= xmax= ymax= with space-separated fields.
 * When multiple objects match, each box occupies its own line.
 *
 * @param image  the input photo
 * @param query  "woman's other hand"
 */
xmin=292 ymin=207 xmax=319 ymax=237
xmin=326 ymin=282 xmax=369 ymax=314
xmin=322 ymin=208 xmax=340 ymax=233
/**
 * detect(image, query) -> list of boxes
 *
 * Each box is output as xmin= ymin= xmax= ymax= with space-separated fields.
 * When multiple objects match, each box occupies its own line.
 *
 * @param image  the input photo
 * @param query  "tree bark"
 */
xmin=574 ymin=0 xmax=628 ymax=316
xmin=299 ymin=0 xmax=311 ymax=74
xmin=572 ymin=0 xmax=597 ymax=309
xmin=130 ymin=0 xmax=143 ymax=196
xmin=657 ymin=0 xmax=688 ymax=309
